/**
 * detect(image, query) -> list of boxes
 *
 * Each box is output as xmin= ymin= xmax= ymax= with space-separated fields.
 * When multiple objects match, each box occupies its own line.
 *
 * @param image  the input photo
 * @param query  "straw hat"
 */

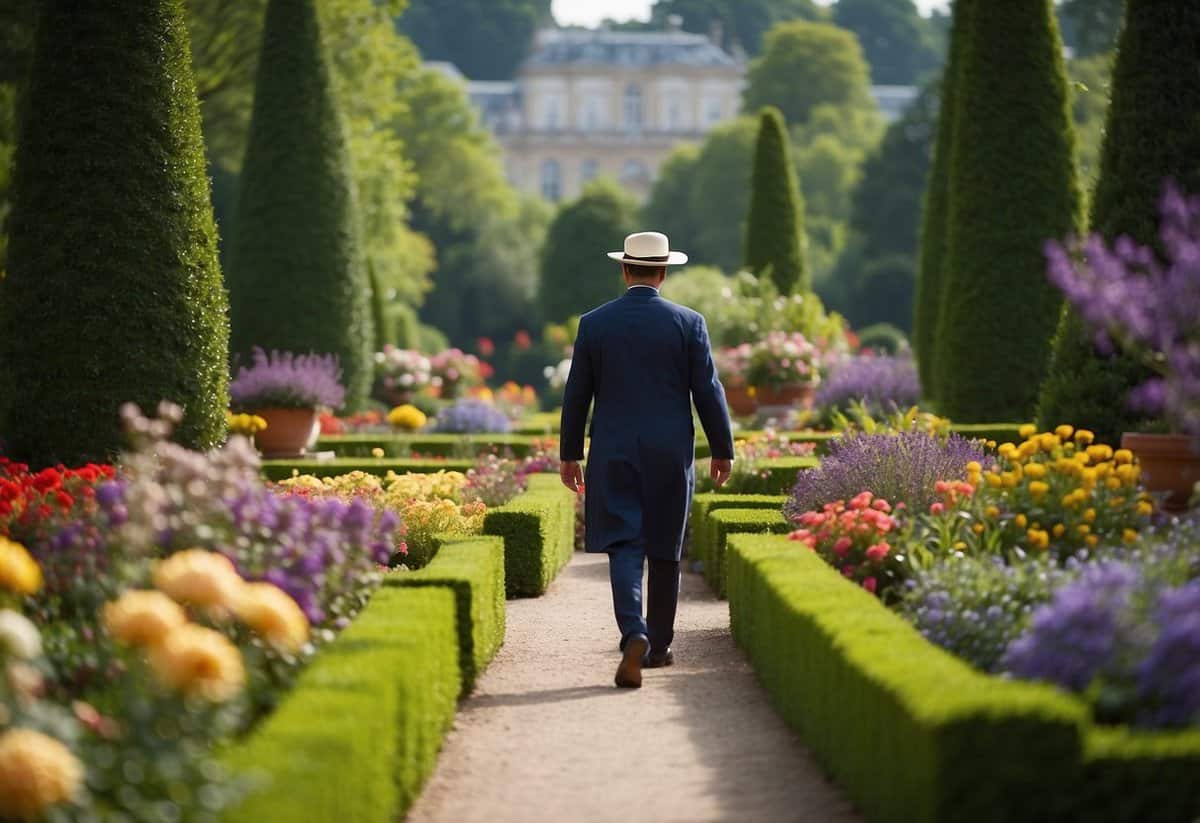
xmin=607 ymin=231 xmax=688 ymax=266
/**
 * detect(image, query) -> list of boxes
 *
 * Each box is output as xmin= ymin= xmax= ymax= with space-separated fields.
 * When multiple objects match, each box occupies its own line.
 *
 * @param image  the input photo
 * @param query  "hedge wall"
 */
xmin=687 ymin=493 xmax=788 ymax=568
xmin=317 ymin=433 xmax=548 ymax=459
xmin=483 ymin=476 xmax=576 ymax=597
xmin=221 ymin=586 xmax=460 ymax=822
xmin=726 ymin=533 xmax=1200 ymax=823
xmin=699 ymin=508 xmax=791 ymax=598
xmin=260 ymin=457 xmax=476 ymax=482
xmin=744 ymin=106 xmax=808 ymax=295
xmin=933 ymin=0 xmax=1082 ymax=422
xmin=1 ymin=0 xmax=229 ymax=466
xmin=226 ymin=0 xmax=372 ymax=410
xmin=387 ymin=535 xmax=506 ymax=695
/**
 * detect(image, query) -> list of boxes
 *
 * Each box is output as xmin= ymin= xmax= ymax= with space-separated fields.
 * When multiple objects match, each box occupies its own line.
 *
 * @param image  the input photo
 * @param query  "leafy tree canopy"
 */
xmin=832 ymin=0 xmax=943 ymax=85
xmin=399 ymin=0 xmax=551 ymax=80
xmin=648 ymin=0 xmax=822 ymax=55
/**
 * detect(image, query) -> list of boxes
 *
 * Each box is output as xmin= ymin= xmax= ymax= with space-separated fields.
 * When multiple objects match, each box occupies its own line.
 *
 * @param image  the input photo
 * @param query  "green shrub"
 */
xmin=1078 ymin=727 xmax=1200 ymax=822
xmin=260 ymin=457 xmax=476 ymax=482
xmin=0 ymin=0 xmax=229 ymax=466
xmin=1037 ymin=0 xmax=1200 ymax=441
xmin=699 ymin=508 xmax=791 ymax=598
xmin=947 ymin=423 xmax=1027 ymax=445
xmin=933 ymin=0 xmax=1082 ymax=421
xmin=386 ymin=535 xmax=505 ymax=694
xmin=226 ymin=0 xmax=372 ymax=410
xmin=220 ymin=586 xmax=460 ymax=822
xmin=483 ymin=480 xmax=575 ymax=597
xmin=687 ymin=493 xmax=789 ymax=567
xmin=726 ymin=533 xmax=1086 ymax=823
xmin=744 ymin=106 xmax=808 ymax=295
xmin=512 ymin=411 xmax=561 ymax=435
xmin=316 ymin=433 xmax=545 ymax=459
xmin=728 ymin=455 xmax=820 ymax=495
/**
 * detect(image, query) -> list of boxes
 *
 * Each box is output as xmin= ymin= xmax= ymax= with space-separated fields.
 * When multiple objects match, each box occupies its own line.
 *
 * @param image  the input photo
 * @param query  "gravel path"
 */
xmin=406 ymin=552 xmax=861 ymax=823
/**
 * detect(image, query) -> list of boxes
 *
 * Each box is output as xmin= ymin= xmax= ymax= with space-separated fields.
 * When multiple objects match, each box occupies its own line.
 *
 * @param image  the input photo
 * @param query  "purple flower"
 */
xmin=816 ymin=354 xmax=921 ymax=416
xmin=785 ymin=430 xmax=985 ymax=516
xmin=1136 ymin=579 xmax=1200 ymax=727
xmin=434 ymin=399 xmax=511 ymax=434
xmin=230 ymin=348 xmax=346 ymax=410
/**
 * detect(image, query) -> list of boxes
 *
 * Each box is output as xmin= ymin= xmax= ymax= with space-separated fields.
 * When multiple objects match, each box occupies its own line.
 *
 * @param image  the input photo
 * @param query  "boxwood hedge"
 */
xmin=260 ymin=457 xmax=476 ymax=482
xmin=698 ymin=508 xmax=791 ymax=598
xmin=483 ymin=475 xmax=576 ymax=597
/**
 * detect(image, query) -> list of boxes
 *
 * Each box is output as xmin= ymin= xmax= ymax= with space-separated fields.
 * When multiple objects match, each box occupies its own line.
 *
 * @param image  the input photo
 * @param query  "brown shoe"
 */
xmin=615 ymin=634 xmax=649 ymax=688
xmin=645 ymin=648 xmax=673 ymax=668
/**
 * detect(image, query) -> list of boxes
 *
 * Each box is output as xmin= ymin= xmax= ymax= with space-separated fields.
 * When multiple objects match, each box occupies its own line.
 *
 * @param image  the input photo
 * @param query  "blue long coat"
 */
xmin=560 ymin=285 xmax=735 ymax=561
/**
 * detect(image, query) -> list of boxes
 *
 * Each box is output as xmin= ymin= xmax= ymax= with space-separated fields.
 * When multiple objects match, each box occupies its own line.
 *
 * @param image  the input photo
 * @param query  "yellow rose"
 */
xmin=235 ymin=583 xmax=310 ymax=653
xmin=0 ymin=729 xmax=83 ymax=821
xmin=149 ymin=624 xmax=245 ymax=702
xmin=1018 ymin=424 xmax=1037 ymax=439
xmin=0 ymin=538 xmax=42 ymax=596
xmin=103 ymin=590 xmax=187 ymax=648
xmin=1055 ymin=425 xmax=1074 ymax=440
xmin=154 ymin=549 xmax=244 ymax=611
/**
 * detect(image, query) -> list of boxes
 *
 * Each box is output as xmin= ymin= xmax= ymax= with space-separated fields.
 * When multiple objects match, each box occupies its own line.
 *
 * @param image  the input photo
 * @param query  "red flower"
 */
xmin=55 ymin=491 xmax=75 ymax=511
xmin=514 ymin=330 xmax=532 ymax=350
xmin=477 ymin=337 xmax=496 ymax=358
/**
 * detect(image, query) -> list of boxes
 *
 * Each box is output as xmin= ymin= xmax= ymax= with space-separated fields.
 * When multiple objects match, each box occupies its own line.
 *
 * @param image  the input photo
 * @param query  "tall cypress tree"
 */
xmin=227 ymin=0 xmax=372 ymax=409
xmin=743 ymin=106 xmax=808 ymax=295
xmin=913 ymin=0 xmax=971 ymax=402
xmin=934 ymin=0 xmax=1082 ymax=422
xmin=1037 ymin=0 xmax=1200 ymax=444
xmin=0 ymin=0 xmax=229 ymax=466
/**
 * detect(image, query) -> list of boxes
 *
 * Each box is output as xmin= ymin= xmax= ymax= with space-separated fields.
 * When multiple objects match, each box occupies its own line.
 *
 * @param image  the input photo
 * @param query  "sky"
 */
xmin=551 ymin=0 xmax=950 ymax=28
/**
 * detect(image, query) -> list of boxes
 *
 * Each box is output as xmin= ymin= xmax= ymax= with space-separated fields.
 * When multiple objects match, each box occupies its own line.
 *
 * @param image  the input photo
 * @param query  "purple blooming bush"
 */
xmin=816 ymin=354 xmax=922 ymax=417
xmin=1046 ymin=182 xmax=1200 ymax=437
xmin=230 ymin=348 xmax=346 ymax=410
xmin=434 ymin=398 xmax=512 ymax=434
xmin=785 ymin=430 xmax=986 ymax=517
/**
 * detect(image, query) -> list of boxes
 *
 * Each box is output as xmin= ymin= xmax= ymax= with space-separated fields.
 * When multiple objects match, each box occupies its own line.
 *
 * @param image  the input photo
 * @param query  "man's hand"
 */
xmin=561 ymin=460 xmax=584 ymax=494
xmin=711 ymin=458 xmax=733 ymax=489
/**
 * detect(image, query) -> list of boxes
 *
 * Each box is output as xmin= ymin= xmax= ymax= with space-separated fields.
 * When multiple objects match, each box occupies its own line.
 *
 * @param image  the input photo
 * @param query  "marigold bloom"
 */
xmin=1087 ymin=444 xmax=1114 ymax=462
xmin=154 ymin=549 xmax=244 ymax=610
xmin=103 ymin=590 xmax=187 ymax=648
xmin=0 ymin=538 xmax=41 ymax=596
xmin=984 ymin=505 xmax=1000 ymax=519
xmin=0 ymin=728 xmax=83 ymax=821
xmin=1137 ymin=501 xmax=1153 ymax=517
xmin=1026 ymin=529 xmax=1050 ymax=550
xmin=1018 ymin=424 xmax=1037 ymax=439
xmin=1122 ymin=529 xmax=1139 ymax=545
xmin=1015 ymin=513 xmax=1028 ymax=529
xmin=235 ymin=582 xmax=310 ymax=653
xmin=1113 ymin=448 xmax=1134 ymax=464
xmin=1055 ymin=425 xmax=1074 ymax=440
xmin=1074 ymin=429 xmax=1095 ymax=445
xmin=149 ymin=624 xmax=245 ymax=702
xmin=1028 ymin=481 xmax=1050 ymax=498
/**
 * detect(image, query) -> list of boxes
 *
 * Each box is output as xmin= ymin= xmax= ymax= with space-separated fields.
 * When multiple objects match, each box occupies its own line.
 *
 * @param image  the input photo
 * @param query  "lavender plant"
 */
xmin=816 ymin=354 xmax=921 ymax=417
xmin=1046 ymin=182 xmax=1200 ymax=438
xmin=433 ymin=399 xmax=512 ymax=434
xmin=785 ymin=430 xmax=985 ymax=518
xmin=229 ymin=348 xmax=346 ymax=410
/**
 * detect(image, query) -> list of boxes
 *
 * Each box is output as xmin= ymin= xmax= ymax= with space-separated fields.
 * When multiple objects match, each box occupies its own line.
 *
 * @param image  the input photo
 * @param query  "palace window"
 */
xmin=541 ymin=158 xmax=562 ymax=201
xmin=623 ymin=84 xmax=643 ymax=130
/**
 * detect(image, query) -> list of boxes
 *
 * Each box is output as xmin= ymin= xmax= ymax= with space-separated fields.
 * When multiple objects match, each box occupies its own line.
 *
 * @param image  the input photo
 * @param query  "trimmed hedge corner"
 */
xmin=221 ymin=585 xmax=460 ymax=822
xmin=726 ymin=533 xmax=1200 ymax=823
xmin=483 ymin=477 xmax=576 ymax=597
xmin=698 ymin=508 xmax=791 ymax=598
xmin=260 ymin=457 xmax=476 ymax=482
xmin=687 ymin=493 xmax=788 ymax=568
xmin=386 ymin=535 xmax=506 ymax=694
xmin=317 ymin=432 xmax=549 ymax=459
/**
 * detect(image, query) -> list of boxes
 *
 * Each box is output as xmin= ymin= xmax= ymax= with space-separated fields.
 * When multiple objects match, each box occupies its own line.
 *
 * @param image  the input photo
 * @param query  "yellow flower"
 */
xmin=1023 ymin=463 xmax=1047 ymax=480
xmin=1015 ymin=513 xmax=1028 ymax=529
xmin=972 ymin=523 xmax=985 ymax=535
xmin=227 ymin=412 xmax=268 ymax=436
xmin=1087 ymin=444 xmax=1114 ymax=462
xmin=154 ymin=549 xmax=244 ymax=610
xmin=0 ymin=728 xmax=83 ymax=821
xmin=1084 ymin=508 xmax=1096 ymax=523
xmin=1018 ymin=440 xmax=1040 ymax=459
xmin=1052 ymin=523 xmax=1065 ymax=538
xmin=103 ymin=590 xmax=187 ymax=648
xmin=1028 ymin=481 xmax=1050 ymax=498
xmin=966 ymin=461 xmax=982 ymax=474
xmin=953 ymin=541 xmax=967 ymax=551
xmin=1018 ymin=424 xmax=1037 ymax=439
xmin=1116 ymin=464 xmax=1141 ymax=484
xmin=371 ymin=447 xmax=385 ymax=459
xmin=1074 ymin=429 xmax=1095 ymax=446
xmin=1026 ymin=529 xmax=1050 ymax=550
xmin=1055 ymin=425 xmax=1074 ymax=440
xmin=1110 ymin=496 xmax=1127 ymax=508
xmin=1077 ymin=524 xmax=1091 ymax=536
xmin=1137 ymin=501 xmax=1153 ymax=517
xmin=1113 ymin=449 xmax=1134 ymax=464
xmin=1106 ymin=477 xmax=1122 ymax=491
xmin=1039 ymin=433 xmax=1060 ymax=452
xmin=985 ymin=473 xmax=1004 ymax=489
xmin=998 ymin=442 xmax=1018 ymax=460
xmin=1085 ymin=535 xmax=1099 ymax=548
xmin=1123 ymin=529 xmax=1139 ymax=545
xmin=1002 ymin=472 xmax=1019 ymax=489
xmin=984 ymin=505 xmax=1000 ymax=519
xmin=387 ymin=404 xmax=428 ymax=432
xmin=235 ymin=583 xmax=310 ymax=653
xmin=149 ymin=624 xmax=245 ymax=702
xmin=0 ymin=538 xmax=42 ymax=596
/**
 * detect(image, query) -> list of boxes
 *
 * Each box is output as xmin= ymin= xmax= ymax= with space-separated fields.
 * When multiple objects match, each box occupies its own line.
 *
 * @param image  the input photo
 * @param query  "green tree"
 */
xmin=649 ymin=0 xmax=822 ymax=54
xmin=1037 ymin=0 xmax=1200 ymax=443
xmin=399 ymin=0 xmax=550 ymax=80
xmin=1 ymin=0 xmax=229 ymax=465
xmin=679 ymin=116 xmax=759 ymax=273
xmin=641 ymin=143 xmax=701 ymax=251
xmin=227 ymin=0 xmax=372 ymax=409
xmin=539 ymin=179 xmax=638 ymax=323
xmin=1067 ymin=52 xmax=1114 ymax=190
xmin=1060 ymin=0 xmax=1124 ymax=57
xmin=744 ymin=107 xmax=808 ymax=294
xmin=0 ymin=0 xmax=37 ymax=276
xmin=913 ymin=2 xmax=970 ymax=399
xmin=744 ymin=20 xmax=876 ymax=127
xmin=934 ymin=0 xmax=1082 ymax=422
xmin=832 ymin=0 xmax=943 ymax=84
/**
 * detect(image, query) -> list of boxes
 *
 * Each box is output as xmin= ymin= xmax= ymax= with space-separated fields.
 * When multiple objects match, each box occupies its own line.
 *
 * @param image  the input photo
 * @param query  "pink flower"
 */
xmin=934 ymin=480 xmax=949 ymax=494
xmin=833 ymin=537 xmax=853 ymax=557
xmin=863 ymin=577 xmax=878 ymax=594
xmin=871 ymin=499 xmax=891 ymax=512
xmin=865 ymin=542 xmax=890 ymax=562
xmin=930 ymin=502 xmax=945 ymax=515
xmin=841 ymin=565 xmax=856 ymax=578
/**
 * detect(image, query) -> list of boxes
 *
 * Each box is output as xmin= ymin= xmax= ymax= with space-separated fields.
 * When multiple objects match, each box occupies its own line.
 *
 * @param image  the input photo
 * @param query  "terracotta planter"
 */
xmin=252 ymin=407 xmax=320 ymax=459
xmin=1121 ymin=431 xmax=1200 ymax=512
xmin=753 ymin=383 xmax=816 ymax=410
xmin=724 ymin=384 xmax=758 ymax=416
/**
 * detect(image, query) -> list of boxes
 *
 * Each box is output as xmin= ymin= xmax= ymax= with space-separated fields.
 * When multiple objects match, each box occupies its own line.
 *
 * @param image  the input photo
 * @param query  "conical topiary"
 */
xmin=227 ymin=0 xmax=372 ymax=409
xmin=1037 ymin=0 xmax=1200 ymax=444
xmin=743 ymin=106 xmax=808 ymax=295
xmin=933 ymin=0 xmax=1082 ymax=422
xmin=913 ymin=0 xmax=972 ymax=402
xmin=0 ymin=0 xmax=229 ymax=466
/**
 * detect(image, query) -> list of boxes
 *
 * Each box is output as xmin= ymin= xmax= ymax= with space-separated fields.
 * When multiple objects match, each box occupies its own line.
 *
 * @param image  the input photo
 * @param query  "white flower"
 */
xmin=0 ymin=610 xmax=41 ymax=660
xmin=399 ymin=373 xmax=414 ymax=387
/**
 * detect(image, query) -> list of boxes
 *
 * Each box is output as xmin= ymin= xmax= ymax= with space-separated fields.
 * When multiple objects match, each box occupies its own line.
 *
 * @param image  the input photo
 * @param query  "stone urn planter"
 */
xmin=753 ymin=383 xmax=816 ymax=411
xmin=253 ymin=407 xmax=320 ymax=459
xmin=1120 ymin=431 xmax=1200 ymax=512
xmin=724 ymin=384 xmax=758 ymax=416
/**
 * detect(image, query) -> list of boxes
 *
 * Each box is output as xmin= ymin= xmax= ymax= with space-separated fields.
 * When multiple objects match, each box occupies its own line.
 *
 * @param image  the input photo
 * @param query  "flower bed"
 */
xmin=316 ymin=432 xmax=553 ymax=459
xmin=260 ymin=457 xmax=477 ymax=482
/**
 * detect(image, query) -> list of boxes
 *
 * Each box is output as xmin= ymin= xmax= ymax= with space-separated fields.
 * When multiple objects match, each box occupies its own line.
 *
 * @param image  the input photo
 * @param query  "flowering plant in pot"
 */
xmin=715 ymin=344 xmax=757 ymax=416
xmin=1046 ymin=183 xmax=1200 ymax=509
xmin=229 ymin=349 xmax=345 ymax=458
xmin=372 ymin=345 xmax=432 ymax=406
xmin=746 ymin=331 xmax=820 ymax=408
xmin=429 ymin=348 xmax=483 ymax=398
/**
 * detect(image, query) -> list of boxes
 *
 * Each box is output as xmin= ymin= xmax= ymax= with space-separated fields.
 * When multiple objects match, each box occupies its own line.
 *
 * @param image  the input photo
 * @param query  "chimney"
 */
xmin=666 ymin=14 xmax=683 ymax=33
xmin=708 ymin=18 xmax=724 ymax=49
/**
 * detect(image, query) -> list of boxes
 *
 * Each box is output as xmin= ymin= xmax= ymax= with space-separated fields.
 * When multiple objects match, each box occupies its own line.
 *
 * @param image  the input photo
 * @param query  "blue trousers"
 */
xmin=608 ymin=544 xmax=680 ymax=654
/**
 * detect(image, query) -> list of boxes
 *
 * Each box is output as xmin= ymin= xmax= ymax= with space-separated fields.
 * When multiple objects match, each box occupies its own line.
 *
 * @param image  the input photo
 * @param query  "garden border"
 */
xmin=317 ymin=432 xmax=549 ymax=458
xmin=483 ymin=474 xmax=576 ymax=598
xmin=260 ymin=457 xmax=476 ymax=481
xmin=697 ymin=508 xmax=790 ymax=598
